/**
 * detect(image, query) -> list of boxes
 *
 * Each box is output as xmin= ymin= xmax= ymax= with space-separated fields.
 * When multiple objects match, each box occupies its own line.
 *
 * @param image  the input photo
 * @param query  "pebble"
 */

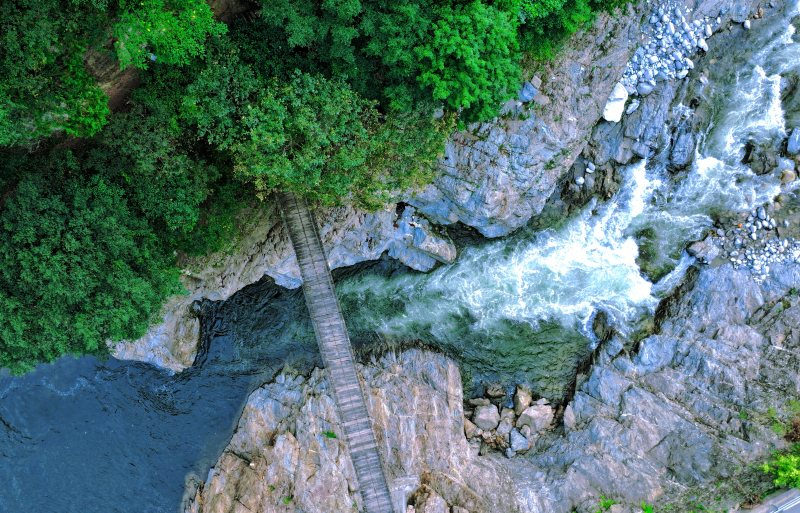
xmin=617 ymin=0 xmax=722 ymax=117
xmin=744 ymin=19 xmax=751 ymax=30
xmin=575 ymin=176 xmax=585 ymax=186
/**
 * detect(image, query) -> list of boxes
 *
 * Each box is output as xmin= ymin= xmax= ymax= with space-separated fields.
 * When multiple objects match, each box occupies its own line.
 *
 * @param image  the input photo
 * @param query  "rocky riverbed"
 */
xmin=182 ymin=0 xmax=800 ymax=511
xmin=184 ymin=257 xmax=800 ymax=513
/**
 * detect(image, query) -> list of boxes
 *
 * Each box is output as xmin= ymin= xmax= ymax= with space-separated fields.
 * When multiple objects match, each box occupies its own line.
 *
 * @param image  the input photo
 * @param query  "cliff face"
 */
xmin=183 ymin=258 xmax=800 ymax=513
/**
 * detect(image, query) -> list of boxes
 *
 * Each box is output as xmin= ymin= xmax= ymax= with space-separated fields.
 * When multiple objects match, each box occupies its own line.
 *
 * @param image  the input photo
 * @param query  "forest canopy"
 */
xmin=0 ymin=0 xmax=624 ymax=371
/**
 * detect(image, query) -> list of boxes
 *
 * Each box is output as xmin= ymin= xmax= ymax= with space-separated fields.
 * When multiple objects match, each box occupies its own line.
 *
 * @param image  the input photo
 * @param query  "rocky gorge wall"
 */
xmin=179 ymin=0 xmax=800 ymax=511
xmin=111 ymin=0 xmax=648 ymax=372
xmin=183 ymin=258 xmax=800 ymax=513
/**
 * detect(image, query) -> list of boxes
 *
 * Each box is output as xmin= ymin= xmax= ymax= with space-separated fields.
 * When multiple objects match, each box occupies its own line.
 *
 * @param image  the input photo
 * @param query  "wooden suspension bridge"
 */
xmin=278 ymin=192 xmax=395 ymax=513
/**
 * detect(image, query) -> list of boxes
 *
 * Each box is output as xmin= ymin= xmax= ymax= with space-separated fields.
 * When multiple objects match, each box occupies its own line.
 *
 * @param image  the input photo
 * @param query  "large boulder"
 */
xmin=473 ymin=404 xmax=501 ymax=431
xmin=602 ymin=82 xmax=630 ymax=122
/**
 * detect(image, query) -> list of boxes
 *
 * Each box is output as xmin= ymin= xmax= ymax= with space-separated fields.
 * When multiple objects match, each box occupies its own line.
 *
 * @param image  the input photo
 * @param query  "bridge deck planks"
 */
xmin=278 ymin=192 xmax=395 ymax=513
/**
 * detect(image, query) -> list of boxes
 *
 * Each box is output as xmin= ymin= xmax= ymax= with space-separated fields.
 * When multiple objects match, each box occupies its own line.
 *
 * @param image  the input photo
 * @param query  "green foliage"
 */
xmin=113 ymin=0 xmax=226 ymax=69
xmin=641 ymin=502 xmax=655 ymax=513
xmin=594 ymin=496 xmax=617 ymax=512
xmin=0 ymin=0 xmax=224 ymax=146
xmin=90 ymin=105 xmax=220 ymax=238
xmin=762 ymin=444 xmax=800 ymax=488
xmin=181 ymin=43 xmax=451 ymax=206
xmin=256 ymin=0 xmax=520 ymax=120
xmin=258 ymin=0 xmax=362 ymax=81
xmin=0 ymin=0 xmax=110 ymax=146
xmin=415 ymin=1 xmax=521 ymax=121
xmin=0 ymin=157 xmax=182 ymax=373
xmin=520 ymin=0 xmax=595 ymax=60
xmin=323 ymin=430 xmax=337 ymax=439
xmin=230 ymin=72 xmax=375 ymax=203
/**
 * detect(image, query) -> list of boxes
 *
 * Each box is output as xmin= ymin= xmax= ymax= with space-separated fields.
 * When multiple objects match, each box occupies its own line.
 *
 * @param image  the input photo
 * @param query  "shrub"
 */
xmin=762 ymin=444 xmax=800 ymax=488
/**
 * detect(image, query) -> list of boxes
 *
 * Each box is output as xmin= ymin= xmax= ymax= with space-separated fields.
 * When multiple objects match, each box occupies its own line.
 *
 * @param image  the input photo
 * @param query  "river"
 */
xmin=0 ymin=5 xmax=797 ymax=512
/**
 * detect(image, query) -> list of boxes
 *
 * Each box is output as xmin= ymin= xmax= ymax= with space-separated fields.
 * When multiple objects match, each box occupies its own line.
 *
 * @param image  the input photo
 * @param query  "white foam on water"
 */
xmin=339 ymin=6 xmax=798 ymax=348
xmin=341 ymin=160 xmax=659 ymax=339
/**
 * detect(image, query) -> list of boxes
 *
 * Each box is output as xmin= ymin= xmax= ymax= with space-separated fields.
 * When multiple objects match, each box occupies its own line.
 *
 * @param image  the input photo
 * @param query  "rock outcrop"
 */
xmin=185 ymin=259 xmax=800 ymax=513
xmin=183 ymin=350 xmax=521 ymax=513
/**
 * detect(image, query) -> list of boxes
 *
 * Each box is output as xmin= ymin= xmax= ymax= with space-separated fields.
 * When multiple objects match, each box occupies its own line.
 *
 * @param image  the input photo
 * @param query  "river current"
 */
xmin=0 ymin=5 xmax=797 ymax=512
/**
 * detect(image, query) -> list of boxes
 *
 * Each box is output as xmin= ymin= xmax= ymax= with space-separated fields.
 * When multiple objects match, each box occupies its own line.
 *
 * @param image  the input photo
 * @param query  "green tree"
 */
xmin=415 ymin=1 xmax=521 ymax=121
xmin=113 ymin=0 xmax=227 ymax=69
xmin=0 ymin=0 xmax=225 ymax=146
xmin=0 ymin=0 xmax=110 ymax=145
xmin=257 ymin=0 xmax=362 ymax=81
xmin=0 ymin=158 xmax=182 ymax=373
xmin=230 ymin=72 xmax=376 ymax=204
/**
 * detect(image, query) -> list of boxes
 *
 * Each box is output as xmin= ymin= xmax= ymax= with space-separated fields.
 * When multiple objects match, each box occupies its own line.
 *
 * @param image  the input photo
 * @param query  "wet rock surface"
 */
xmin=188 ymin=258 xmax=800 ymax=513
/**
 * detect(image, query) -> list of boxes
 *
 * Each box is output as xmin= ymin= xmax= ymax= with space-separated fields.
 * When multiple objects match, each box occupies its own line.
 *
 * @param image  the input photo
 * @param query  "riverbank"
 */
xmin=183 ymin=0 xmax=800 ymax=510
xmin=184 ymin=255 xmax=800 ymax=512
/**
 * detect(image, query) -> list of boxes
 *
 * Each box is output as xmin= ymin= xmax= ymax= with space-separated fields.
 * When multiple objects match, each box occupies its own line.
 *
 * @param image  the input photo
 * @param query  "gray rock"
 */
xmin=637 ymin=82 xmax=654 ymax=96
xmin=787 ymin=128 xmax=800 ymax=155
xmin=510 ymin=429 xmax=530 ymax=452
xmin=670 ymin=129 xmax=696 ymax=170
xmin=473 ymin=404 xmax=501 ymax=431
xmin=514 ymin=385 xmax=533 ymax=415
xmin=603 ymin=82 xmax=630 ymax=122
xmin=519 ymin=81 xmax=538 ymax=103
xmin=516 ymin=403 xmax=554 ymax=433
xmin=688 ymin=237 xmax=721 ymax=263
xmin=496 ymin=419 xmax=513 ymax=437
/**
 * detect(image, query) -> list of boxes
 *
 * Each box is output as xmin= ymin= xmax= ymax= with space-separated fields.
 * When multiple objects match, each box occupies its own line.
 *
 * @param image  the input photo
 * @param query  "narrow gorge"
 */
xmin=1 ymin=0 xmax=799 ymax=511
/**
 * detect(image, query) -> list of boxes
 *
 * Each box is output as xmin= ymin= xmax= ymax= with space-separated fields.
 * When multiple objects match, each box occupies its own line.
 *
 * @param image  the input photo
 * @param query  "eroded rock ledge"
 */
xmin=184 ymin=260 xmax=800 ymax=513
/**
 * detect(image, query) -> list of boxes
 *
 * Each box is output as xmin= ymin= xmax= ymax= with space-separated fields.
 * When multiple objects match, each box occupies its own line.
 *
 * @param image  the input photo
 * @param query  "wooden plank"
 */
xmin=278 ymin=192 xmax=395 ymax=513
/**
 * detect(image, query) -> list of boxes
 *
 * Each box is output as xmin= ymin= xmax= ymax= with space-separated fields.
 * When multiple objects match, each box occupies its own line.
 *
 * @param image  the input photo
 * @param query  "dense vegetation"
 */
xmin=0 ymin=0 xmax=625 ymax=371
